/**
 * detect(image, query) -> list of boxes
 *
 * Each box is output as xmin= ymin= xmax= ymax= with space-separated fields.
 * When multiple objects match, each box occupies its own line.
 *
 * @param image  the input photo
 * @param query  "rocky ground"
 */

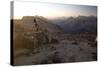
xmin=14 ymin=33 xmax=97 ymax=66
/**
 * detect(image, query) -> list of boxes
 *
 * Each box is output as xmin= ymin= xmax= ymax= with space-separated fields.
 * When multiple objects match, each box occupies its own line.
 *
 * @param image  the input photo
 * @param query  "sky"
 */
xmin=14 ymin=1 xmax=97 ymax=19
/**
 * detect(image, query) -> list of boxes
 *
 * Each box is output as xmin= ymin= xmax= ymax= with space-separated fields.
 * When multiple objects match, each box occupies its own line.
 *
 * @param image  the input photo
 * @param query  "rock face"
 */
xmin=21 ymin=16 xmax=63 ymax=33
xmin=13 ymin=16 xmax=62 ymax=49
xmin=23 ymin=16 xmax=59 ymax=49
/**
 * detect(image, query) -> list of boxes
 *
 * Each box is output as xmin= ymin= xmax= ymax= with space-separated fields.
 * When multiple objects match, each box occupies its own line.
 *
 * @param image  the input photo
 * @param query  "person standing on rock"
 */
xmin=33 ymin=17 xmax=39 ymax=32
xmin=33 ymin=17 xmax=40 ymax=48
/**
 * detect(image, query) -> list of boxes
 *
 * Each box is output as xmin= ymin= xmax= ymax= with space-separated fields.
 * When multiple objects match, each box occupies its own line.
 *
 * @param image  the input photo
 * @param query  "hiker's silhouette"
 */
xmin=33 ymin=18 xmax=39 ymax=31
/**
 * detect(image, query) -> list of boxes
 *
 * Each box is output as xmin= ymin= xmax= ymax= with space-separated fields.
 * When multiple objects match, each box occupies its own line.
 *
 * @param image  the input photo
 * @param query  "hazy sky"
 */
xmin=14 ymin=1 xmax=97 ymax=19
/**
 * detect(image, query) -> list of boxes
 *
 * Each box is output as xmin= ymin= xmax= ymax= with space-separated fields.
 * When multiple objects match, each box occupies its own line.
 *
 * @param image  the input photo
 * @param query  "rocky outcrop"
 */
xmin=13 ymin=16 xmax=61 ymax=49
xmin=31 ymin=17 xmax=58 ymax=49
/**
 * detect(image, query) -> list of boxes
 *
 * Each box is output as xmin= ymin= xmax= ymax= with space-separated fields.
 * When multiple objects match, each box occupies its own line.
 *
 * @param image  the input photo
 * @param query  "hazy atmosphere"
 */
xmin=14 ymin=1 xmax=97 ymax=19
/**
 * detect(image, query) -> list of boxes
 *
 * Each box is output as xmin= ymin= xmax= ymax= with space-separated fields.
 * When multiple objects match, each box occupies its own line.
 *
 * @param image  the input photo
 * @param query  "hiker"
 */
xmin=33 ymin=18 xmax=39 ymax=31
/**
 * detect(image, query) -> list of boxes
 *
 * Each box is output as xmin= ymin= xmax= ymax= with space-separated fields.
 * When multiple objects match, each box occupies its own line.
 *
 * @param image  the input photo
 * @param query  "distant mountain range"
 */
xmin=13 ymin=16 xmax=97 ymax=34
xmin=50 ymin=16 xmax=97 ymax=33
